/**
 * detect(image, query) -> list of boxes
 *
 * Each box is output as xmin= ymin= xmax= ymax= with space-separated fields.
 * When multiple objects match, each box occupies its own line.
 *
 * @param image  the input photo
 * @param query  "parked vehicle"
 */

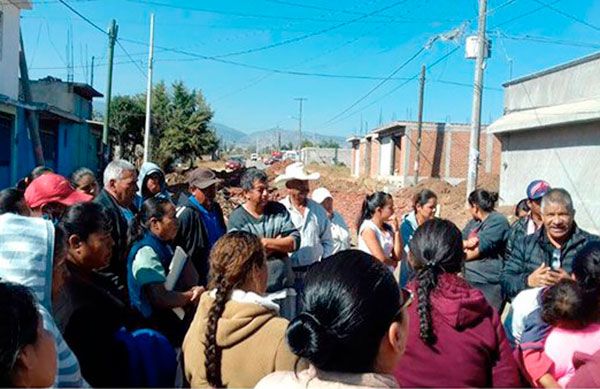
xmin=283 ymin=150 xmax=299 ymax=161
xmin=250 ymin=153 xmax=259 ymax=161
xmin=225 ymin=156 xmax=245 ymax=170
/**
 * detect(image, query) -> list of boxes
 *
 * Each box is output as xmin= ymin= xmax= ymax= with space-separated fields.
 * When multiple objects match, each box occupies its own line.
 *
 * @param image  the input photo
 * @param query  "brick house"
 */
xmin=348 ymin=120 xmax=501 ymax=186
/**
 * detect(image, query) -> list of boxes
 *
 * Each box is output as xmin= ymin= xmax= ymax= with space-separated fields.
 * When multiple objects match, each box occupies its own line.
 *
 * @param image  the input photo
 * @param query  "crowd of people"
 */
xmin=1 ymin=159 xmax=599 ymax=388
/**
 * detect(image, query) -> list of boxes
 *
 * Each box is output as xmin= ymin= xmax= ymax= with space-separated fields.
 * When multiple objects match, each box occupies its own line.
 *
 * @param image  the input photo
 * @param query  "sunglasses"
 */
xmin=393 ymin=287 xmax=414 ymax=322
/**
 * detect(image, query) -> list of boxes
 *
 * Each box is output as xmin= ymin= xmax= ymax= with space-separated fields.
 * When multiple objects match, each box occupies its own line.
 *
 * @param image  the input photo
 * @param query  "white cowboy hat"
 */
xmin=274 ymin=162 xmax=320 ymax=184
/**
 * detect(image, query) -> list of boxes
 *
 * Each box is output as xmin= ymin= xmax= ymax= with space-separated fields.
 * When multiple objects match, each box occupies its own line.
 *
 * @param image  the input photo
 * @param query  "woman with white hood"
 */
xmin=134 ymin=162 xmax=171 ymax=209
xmin=0 ymin=213 xmax=87 ymax=387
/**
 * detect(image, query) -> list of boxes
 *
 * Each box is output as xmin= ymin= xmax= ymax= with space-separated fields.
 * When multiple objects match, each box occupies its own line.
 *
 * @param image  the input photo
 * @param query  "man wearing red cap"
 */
xmin=24 ymin=173 xmax=92 ymax=221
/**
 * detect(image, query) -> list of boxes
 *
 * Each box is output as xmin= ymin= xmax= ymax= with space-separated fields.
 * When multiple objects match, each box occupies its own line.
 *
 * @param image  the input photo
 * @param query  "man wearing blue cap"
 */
xmin=501 ymin=187 xmax=598 ymax=300
xmin=505 ymin=180 xmax=551 ymax=261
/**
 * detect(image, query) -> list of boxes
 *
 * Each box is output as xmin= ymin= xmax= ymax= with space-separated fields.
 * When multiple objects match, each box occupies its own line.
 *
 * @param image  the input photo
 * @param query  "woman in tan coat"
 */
xmin=182 ymin=231 xmax=299 ymax=388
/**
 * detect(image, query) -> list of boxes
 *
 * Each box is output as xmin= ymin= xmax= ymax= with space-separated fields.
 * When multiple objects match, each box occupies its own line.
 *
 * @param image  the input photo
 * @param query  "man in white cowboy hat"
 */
xmin=277 ymin=163 xmax=333 ymax=300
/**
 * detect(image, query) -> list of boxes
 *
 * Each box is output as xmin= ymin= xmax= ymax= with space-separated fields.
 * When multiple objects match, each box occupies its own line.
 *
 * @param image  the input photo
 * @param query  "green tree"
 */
xmin=156 ymin=82 xmax=218 ymax=168
xmin=300 ymin=139 xmax=314 ymax=148
xmin=109 ymin=95 xmax=145 ymax=160
xmin=319 ymin=139 xmax=340 ymax=148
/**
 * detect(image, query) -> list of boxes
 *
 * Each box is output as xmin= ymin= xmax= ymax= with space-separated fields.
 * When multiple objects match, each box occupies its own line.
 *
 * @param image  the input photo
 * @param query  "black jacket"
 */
xmin=60 ymin=262 xmax=132 ymax=387
xmin=174 ymin=193 xmax=226 ymax=286
xmin=501 ymin=224 xmax=598 ymax=300
xmin=94 ymin=189 xmax=134 ymax=304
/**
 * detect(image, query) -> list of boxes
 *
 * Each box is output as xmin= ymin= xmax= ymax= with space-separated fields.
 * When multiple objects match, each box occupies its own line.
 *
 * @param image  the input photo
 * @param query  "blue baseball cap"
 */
xmin=526 ymin=180 xmax=551 ymax=200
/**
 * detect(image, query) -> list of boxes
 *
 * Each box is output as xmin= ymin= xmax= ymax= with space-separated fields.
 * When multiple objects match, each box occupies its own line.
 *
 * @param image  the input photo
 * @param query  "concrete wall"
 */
xmin=301 ymin=147 xmax=352 ymax=166
xmin=30 ymin=82 xmax=92 ymax=119
xmin=499 ymin=122 xmax=600 ymax=234
xmin=505 ymin=55 xmax=600 ymax=112
xmin=365 ymin=122 xmax=501 ymax=186
xmin=0 ymin=3 xmax=21 ymax=100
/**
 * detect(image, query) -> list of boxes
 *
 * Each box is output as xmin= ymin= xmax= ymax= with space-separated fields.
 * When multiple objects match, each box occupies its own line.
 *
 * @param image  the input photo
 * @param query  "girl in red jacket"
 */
xmin=394 ymin=219 xmax=521 ymax=387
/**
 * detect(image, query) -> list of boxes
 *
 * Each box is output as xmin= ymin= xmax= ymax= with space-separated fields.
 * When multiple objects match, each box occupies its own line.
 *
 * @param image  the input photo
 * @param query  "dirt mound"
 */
xmin=166 ymin=160 xmax=507 ymax=235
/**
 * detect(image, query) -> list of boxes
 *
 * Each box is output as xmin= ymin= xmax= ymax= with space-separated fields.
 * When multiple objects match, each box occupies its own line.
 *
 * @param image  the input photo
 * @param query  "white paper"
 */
xmin=164 ymin=246 xmax=188 ymax=320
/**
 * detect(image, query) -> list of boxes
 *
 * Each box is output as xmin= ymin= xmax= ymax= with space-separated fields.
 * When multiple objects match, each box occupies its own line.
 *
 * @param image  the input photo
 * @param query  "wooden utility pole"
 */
xmin=143 ymin=14 xmax=155 ymax=163
xmin=102 ymin=20 xmax=118 ymax=166
xmin=413 ymin=65 xmax=426 ymax=186
xmin=466 ymin=0 xmax=488 ymax=200
xmin=294 ymin=97 xmax=306 ymax=150
xmin=19 ymin=31 xmax=45 ymax=166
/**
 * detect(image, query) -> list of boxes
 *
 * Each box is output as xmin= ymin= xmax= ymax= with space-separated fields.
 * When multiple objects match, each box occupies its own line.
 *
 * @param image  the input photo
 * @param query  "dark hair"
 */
xmin=129 ymin=197 xmax=173 ymax=244
xmin=541 ymin=279 xmax=590 ymax=329
xmin=70 ymin=167 xmax=96 ymax=187
xmin=409 ymin=219 xmax=464 ymax=345
xmin=468 ymin=189 xmax=499 ymax=213
xmin=572 ymin=241 xmax=600 ymax=290
xmin=141 ymin=170 xmax=165 ymax=199
xmin=240 ymin=168 xmax=267 ymax=191
xmin=413 ymin=189 xmax=437 ymax=211
xmin=204 ymin=232 xmax=266 ymax=388
xmin=57 ymin=202 xmax=110 ymax=242
xmin=515 ymin=198 xmax=530 ymax=217
xmin=0 ymin=188 xmax=26 ymax=215
xmin=30 ymin=166 xmax=53 ymax=180
xmin=356 ymin=191 xmax=392 ymax=230
xmin=16 ymin=166 xmax=54 ymax=191
xmin=0 ymin=282 xmax=40 ymax=387
xmin=286 ymin=250 xmax=401 ymax=373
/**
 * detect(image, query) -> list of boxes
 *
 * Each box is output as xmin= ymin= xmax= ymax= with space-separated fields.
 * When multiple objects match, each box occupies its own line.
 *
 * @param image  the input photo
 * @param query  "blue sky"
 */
xmin=21 ymin=0 xmax=600 ymax=136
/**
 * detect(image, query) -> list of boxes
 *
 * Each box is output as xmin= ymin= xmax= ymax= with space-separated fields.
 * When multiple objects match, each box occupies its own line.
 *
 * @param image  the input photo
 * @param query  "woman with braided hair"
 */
xmin=182 ymin=231 xmax=299 ymax=388
xmin=394 ymin=219 xmax=520 ymax=388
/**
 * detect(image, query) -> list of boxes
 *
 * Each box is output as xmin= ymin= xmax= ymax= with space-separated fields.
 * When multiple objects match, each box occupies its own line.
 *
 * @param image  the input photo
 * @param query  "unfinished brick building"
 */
xmin=348 ymin=121 xmax=501 ymax=186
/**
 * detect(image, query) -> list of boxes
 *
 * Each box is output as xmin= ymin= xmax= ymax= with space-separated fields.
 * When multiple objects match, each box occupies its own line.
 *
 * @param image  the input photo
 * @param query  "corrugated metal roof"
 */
xmin=488 ymin=98 xmax=600 ymax=134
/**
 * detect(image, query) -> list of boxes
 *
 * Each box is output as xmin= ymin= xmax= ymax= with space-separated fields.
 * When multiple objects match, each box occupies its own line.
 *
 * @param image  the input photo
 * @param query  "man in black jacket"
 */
xmin=501 ymin=188 xmax=599 ymax=300
xmin=174 ymin=168 xmax=225 ymax=286
xmin=94 ymin=160 xmax=138 ymax=303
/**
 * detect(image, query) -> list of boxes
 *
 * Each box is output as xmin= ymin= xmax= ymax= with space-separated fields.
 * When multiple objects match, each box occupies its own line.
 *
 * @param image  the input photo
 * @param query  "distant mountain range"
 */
xmin=211 ymin=122 xmax=349 ymax=149
xmin=92 ymin=101 xmax=347 ymax=149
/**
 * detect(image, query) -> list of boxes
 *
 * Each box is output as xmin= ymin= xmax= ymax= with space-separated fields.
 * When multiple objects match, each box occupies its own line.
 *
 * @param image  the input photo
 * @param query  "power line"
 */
xmin=56 ymin=0 xmax=106 ymax=35
xmin=125 ymin=0 xmax=380 ymax=23
xmin=491 ymin=31 xmax=600 ymax=49
xmin=322 ymin=46 xmax=427 ymax=125
xmin=492 ymin=0 xmax=564 ymax=27
xmin=531 ymin=0 xmax=600 ymax=33
xmin=125 ymin=0 xmax=455 ymax=24
xmin=261 ymin=0 xmax=465 ymax=23
xmin=57 ymin=0 xmax=147 ymax=79
xmin=116 ymin=40 xmax=147 ymax=78
xmin=333 ymin=46 xmax=462 ymax=125
xmin=211 ymin=0 xmax=411 ymax=59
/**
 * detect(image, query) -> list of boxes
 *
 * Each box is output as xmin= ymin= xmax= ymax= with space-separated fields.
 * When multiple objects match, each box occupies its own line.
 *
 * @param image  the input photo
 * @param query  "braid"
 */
xmin=416 ymin=267 xmax=438 ymax=345
xmin=204 ymin=275 xmax=232 ymax=388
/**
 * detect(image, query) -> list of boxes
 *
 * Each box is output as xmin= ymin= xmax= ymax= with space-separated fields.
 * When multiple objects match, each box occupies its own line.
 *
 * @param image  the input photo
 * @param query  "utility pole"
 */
xmin=294 ymin=97 xmax=306 ymax=150
xmin=90 ymin=56 xmax=95 ymax=87
xmin=466 ymin=0 xmax=488 ymax=200
xmin=413 ymin=65 xmax=426 ymax=186
xmin=19 ymin=32 xmax=45 ymax=166
xmin=102 ymin=20 xmax=118 ymax=167
xmin=143 ymin=14 xmax=155 ymax=163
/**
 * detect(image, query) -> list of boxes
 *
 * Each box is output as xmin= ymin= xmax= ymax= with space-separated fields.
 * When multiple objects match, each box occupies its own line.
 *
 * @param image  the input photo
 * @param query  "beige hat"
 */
xmin=274 ymin=162 xmax=320 ymax=184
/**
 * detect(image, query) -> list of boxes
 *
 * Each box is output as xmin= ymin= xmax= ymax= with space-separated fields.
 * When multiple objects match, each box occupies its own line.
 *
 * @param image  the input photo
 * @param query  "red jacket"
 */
xmin=394 ymin=273 xmax=520 ymax=388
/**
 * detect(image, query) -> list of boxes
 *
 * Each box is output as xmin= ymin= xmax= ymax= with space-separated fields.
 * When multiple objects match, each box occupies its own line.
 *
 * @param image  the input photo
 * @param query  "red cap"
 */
xmin=25 ymin=173 xmax=92 ymax=209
